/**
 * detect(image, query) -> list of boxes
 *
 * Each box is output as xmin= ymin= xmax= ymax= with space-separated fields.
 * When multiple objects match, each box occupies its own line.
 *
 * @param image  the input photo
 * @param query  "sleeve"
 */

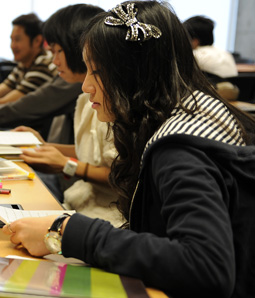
xmin=3 ymin=67 xmax=18 ymax=90
xmin=61 ymin=144 xmax=235 ymax=298
xmin=0 ymin=76 xmax=82 ymax=128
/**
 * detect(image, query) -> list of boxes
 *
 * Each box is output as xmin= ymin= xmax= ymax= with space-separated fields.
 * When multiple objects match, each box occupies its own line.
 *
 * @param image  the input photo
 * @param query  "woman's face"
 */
xmin=51 ymin=43 xmax=84 ymax=83
xmin=82 ymin=50 xmax=115 ymax=122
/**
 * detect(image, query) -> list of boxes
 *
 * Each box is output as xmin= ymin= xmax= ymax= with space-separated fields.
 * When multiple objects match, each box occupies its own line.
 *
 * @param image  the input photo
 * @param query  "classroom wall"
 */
xmin=169 ymin=0 xmax=237 ymax=52
xmin=0 ymin=0 xmax=120 ymax=61
xmin=234 ymin=0 xmax=255 ymax=62
xmin=0 ymin=0 xmax=254 ymax=63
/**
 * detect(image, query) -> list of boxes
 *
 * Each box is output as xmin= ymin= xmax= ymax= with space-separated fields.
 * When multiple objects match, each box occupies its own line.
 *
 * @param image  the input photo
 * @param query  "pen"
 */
xmin=0 ymin=189 xmax=11 ymax=194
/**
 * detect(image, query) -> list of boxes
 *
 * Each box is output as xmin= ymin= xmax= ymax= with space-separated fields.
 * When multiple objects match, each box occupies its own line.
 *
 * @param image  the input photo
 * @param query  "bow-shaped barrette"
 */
xmin=104 ymin=3 xmax=162 ymax=42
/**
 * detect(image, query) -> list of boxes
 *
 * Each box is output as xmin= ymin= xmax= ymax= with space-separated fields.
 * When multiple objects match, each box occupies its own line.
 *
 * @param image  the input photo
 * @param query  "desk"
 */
xmin=227 ymin=66 xmax=255 ymax=101
xmin=0 ymin=163 xmax=167 ymax=298
xmin=231 ymin=100 xmax=255 ymax=113
xmin=237 ymin=63 xmax=255 ymax=73
xmin=0 ymin=162 xmax=63 ymax=258
xmin=0 ymin=162 xmax=62 ymax=211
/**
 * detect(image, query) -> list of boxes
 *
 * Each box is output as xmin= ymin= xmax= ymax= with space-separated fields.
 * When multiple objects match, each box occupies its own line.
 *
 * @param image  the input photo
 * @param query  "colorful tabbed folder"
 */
xmin=0 ymin=257 xmax=148 ymax=298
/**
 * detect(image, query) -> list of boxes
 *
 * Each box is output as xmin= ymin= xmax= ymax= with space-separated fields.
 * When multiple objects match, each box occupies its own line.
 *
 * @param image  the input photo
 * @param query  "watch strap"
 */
xmin=49 ymin=213 xmax=71 ymax=233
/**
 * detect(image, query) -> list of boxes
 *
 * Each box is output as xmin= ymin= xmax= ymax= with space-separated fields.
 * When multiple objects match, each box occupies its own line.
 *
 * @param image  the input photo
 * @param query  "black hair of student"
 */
xmin=81 ymin=0 xmax=255 ymax=220
xmin=43 ymin=4 xmax=104 ymax=74
xmin=12 ymin=13 xmax=43 ymax=46
xmin=183 ymin=15 xmax=214 ymax=46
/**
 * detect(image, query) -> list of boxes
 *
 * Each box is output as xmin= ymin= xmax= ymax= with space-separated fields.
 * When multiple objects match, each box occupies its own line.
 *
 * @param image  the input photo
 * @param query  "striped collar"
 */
xmin=143 ymin=91 xmax=245 ymax=158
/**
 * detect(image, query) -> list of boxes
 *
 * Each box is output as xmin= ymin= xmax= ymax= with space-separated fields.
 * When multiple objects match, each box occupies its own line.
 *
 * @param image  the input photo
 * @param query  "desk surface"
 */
xmin=0 ymin=163 xmax=62 ymax=211
xmin=231 ymin=100 xmax=255 ymax=112
xmin=237 ymin=63 xmax=255 ymax=73
xmin=0 ymin=162 xmax=62 ymax=258
xmin=0 ymin=163 xmax=167 ymax=298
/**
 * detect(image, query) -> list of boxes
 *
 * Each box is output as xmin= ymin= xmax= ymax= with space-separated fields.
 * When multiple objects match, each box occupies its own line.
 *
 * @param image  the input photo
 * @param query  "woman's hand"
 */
xmin=2 ymin=216 xmax=57 ymax=257
xmin=20 ymin=146 xmax=68 ymax=173
xmin=13 ymin=125 xmax=46 ymax=144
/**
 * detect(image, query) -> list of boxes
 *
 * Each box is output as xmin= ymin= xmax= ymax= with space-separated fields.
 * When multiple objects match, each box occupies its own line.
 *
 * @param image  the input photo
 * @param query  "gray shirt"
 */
xmin=0 ymin=75 xmax=82 ymax=142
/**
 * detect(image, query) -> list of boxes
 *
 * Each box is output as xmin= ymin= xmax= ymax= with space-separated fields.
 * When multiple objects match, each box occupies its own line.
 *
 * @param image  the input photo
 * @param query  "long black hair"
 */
xmin=43 ymin=4 xmax=104 ymax=73
xmin=81 ymin=0 xmax=255 ymax=220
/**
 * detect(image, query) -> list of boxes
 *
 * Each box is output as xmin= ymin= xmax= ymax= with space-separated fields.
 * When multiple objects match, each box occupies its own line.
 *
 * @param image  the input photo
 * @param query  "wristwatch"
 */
xmin=63 ymin=158 xmax=78 ymax=178
xmin=44 ymin=213 xmax=70 ymax=254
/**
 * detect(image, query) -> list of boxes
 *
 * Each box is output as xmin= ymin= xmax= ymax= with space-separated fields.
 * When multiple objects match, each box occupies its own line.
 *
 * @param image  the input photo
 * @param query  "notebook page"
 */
xmin=0 ymin=206 xmax=75 ymax=224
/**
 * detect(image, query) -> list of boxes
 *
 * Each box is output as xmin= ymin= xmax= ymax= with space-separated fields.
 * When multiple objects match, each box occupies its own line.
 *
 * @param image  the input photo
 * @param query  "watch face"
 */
xmin=63 ymin=159 xmax=77 ymax=177
xmin=44 ymin=231 xmax=62 ymax=254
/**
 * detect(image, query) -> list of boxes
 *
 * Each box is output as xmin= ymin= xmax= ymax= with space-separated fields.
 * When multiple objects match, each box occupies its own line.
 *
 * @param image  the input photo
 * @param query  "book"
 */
xmin=0 ymin=131 xmax=42 ymax=146
xmin=0 ymin=158 xmax=35 ymax=181
xmin=0 ymin=206 xmax=76 ymax=225
xmin=0 ymin=146 xmax=23 ymax=161
xmin=0 ymin=146 xmax=39 ymax=161
xmin=0 ymin=146 xmax=23 ymax=155
xmin=0 ymin=257 xmax=148 ymax=298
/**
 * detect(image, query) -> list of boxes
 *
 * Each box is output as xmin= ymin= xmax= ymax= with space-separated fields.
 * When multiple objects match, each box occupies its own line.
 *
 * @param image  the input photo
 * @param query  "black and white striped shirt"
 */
xmin=144 ymin=91 xmax=245 ymax=154
xmin=4 ymin=50 xmax=57 ymax=95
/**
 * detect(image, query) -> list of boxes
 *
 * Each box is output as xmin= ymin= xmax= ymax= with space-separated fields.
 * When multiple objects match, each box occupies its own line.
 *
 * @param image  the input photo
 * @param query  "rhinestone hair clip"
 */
xmin=104 ymin=3 xmax=162 ymax=42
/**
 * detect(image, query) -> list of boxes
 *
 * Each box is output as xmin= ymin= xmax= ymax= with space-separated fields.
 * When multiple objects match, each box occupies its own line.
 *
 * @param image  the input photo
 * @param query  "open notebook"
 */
xmin=0 ymin=206 xmax=76 ymax=225
xmin=0 ymin=257 xmax=148 ymax=298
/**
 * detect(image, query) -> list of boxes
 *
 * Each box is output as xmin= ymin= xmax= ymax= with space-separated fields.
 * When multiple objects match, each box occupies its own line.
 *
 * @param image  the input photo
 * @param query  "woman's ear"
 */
xmin=191 ymin=38 xmax=200 ymax=49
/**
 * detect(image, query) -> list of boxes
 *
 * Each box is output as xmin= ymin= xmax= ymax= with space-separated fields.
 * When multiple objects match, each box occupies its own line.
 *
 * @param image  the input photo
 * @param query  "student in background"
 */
xmin=4 ymin=1 xmax=255 ymax=297
xmin=0 ymin=13 xmax=57 ymax=104
xmin=183 ymin=15 xmax=239 ymax=101
xmin=14 ymin=4 xmax=123 ymax=227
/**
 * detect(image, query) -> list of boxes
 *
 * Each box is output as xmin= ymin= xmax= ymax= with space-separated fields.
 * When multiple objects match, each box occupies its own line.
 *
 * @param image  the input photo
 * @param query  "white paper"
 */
xmin=0 ymin=206 xmax=75 ymax=224
xmin=0 ymin=131 xmax=42 ymax=146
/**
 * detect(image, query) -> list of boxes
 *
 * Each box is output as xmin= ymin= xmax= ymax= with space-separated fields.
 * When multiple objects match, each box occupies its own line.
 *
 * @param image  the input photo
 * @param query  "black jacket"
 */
xmin=62 ymin=91 xmax=255 ymax=297
xmin=63 ymin=135 xmax=255 ymax=298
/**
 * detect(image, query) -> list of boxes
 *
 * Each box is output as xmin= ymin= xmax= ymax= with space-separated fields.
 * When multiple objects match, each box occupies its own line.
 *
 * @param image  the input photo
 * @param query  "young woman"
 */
xmin=4 ymin=2 xmax=255 ymax=297
xmin=14 ymin=4 xmax=124 ymax=227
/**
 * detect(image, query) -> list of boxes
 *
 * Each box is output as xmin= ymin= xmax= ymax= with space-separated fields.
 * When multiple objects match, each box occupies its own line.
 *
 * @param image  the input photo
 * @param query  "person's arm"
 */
xmin=1 ymin=144 xmax=235 ymax=297
xmin=0 ymin=76 xmax=82 ymax=129
xmin=2 ymin=215 xmax=62 ymax=257
xmin=0 ymin=89 xmax=25 ymax=104
xmin=61 ymin=144 xmax=235 ymax=297
xmin=20 ymin=145 xmax=110 ymax=184
xmin=0 ymin=82 xmax=12 ymax=98
xmin=14 ymin=126 xmax=111 ymax=183
xmin=46 ymin=143 xmax=76 ymax=157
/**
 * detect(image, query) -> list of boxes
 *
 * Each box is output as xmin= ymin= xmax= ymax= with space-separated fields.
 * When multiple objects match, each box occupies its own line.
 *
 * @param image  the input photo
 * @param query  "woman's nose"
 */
xmin=82 ymin=75 xmax=95 ymax=94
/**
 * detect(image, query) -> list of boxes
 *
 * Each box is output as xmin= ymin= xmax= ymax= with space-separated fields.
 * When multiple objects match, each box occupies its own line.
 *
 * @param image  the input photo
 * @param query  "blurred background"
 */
xmin=0 ymin=0 xmax=254 ymax=62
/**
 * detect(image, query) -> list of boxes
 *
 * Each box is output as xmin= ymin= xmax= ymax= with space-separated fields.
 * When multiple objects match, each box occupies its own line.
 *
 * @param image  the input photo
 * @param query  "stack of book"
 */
xmin=0 ymin=158 xmax=35 ymax=181
xmin=0 ymin=131 xmax=42 ymax=161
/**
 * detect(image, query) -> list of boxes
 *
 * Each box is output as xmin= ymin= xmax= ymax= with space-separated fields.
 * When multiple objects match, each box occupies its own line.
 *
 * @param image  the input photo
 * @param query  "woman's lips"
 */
xmin=92 ymin=102 xmax=100 ymax=109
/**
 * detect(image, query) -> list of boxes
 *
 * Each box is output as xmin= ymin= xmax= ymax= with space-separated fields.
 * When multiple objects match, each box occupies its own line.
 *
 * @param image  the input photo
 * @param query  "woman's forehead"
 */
xmin=83 ymin=48 xmax=97 ymax=69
